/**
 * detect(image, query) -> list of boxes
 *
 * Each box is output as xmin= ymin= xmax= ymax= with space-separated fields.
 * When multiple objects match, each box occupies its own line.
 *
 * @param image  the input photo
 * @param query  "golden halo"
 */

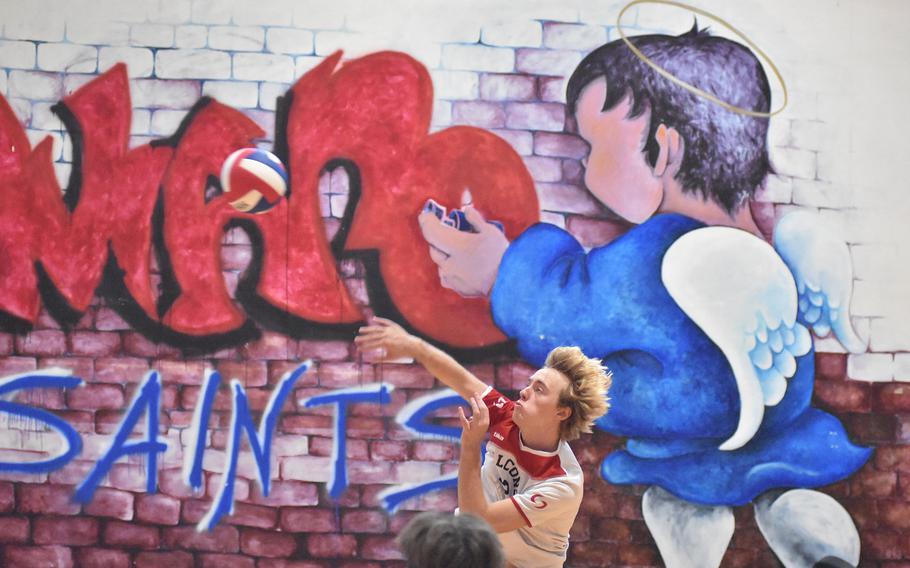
xmin=616 ymin=0 xmax=788 ymax=118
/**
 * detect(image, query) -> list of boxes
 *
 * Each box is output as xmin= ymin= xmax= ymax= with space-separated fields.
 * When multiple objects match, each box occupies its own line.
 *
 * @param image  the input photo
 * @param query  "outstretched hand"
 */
xmin=354 ymin=317 xmax=420 ymax=361
xmin=418 ymin=204 xmax=510 ymax=298
xmin=459 ymin=392 xmax=490 ymax=448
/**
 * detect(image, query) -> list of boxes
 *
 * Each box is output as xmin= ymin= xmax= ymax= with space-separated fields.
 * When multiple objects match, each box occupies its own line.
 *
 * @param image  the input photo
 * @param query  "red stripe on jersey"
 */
xmin=510 ymin=496 xmax=533 ymax=528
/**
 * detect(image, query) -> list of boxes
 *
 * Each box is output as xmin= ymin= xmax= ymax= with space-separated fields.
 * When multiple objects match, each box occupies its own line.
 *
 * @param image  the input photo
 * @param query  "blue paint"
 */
xmin=303 ymin=383 xmax=393 ymax=500
xmin=0 ymin=370 xmax=83 ymax=473
xmin=198 ymin=361 xmax=310 ymax=531
xmin=74 ymin=371 xmax=167 ymax=502
xmin=184 ymin=369 xmax=221 ymax=491
xmin=380 ymin=473 xmax=458 ymax=513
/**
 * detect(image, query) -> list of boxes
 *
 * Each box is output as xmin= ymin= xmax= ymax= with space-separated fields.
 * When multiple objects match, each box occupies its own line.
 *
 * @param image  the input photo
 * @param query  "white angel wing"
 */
xmin=662 ymin=227 xmax=811 ymax=451
xmin=773 ymin=211 xmax=866 ymax=354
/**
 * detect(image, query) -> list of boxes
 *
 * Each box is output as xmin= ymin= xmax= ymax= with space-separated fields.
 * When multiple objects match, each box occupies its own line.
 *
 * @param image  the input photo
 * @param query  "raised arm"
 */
xmin=354 ymin=317 xmax=488 ymax=400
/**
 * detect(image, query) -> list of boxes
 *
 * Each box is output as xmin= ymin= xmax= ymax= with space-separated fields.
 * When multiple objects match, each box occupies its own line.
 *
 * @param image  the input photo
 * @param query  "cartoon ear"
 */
xmin=653 ymin=124 xmax=683 ymax=178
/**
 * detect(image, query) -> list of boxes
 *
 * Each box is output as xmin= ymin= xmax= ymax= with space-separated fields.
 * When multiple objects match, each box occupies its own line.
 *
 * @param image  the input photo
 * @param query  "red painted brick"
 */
xmin=216 ymin=360 xmax=268 ymax=387
xmin=18 ymin=483 xmax=81 ymax=515
xmin=842 ymin=412 xmax=896 ymax=444
xmin=876 ymin=383 xmax=910 ymax=413
xmin=0 ymin=482 xmax=13 ymax=513
xmin=568 ymin=541 xmax=618 ymax=566
xmin=94 ymin=357 xmax=151 ymax=383
xmin=95 ymin=307 xmax=130 ymax=330
xmin=347 ymin=417 xmax=386 ymax=439
xmin=154 ymin=359 xmax=206 ymax=385
xmin=816 ymin=352 xmax=848 ymax=380
xmin=480 ymin=73 xmax=535 ymax=101
xmin=200 ymin=553 xmax=256 ymax=568
xmin=15 ymin=330 xmax=66 ymax=356
xmin=180 ymin=498 xmax=211 ymax=524
xmin=310 ymin=436 xmax=368 ymax=459
xmin=0 ymin=356 xmax=37 ymax=376
xmin=136 ymin=493 xmax=181 ymax=525
xmin=162 ymin=525 xmax=240 ymax=552
xmin=863 ymin=529 xmax=903 ymax=560
xmin=375 ymin=365 xmax=434 ymax=389
xmin=270 ymin=361 xmax=319 ymax=387
xmin=224 ymin=502 xmax=278 ymax=528
xmin=876 ymin=445 xmax=910 ymax=473
xmin=533 ymin=131 xmax=588 ymax=159
xmin=75 ymin=547 xmax=131 ymax=568
xmin=317 ymin=362 xmax=375 ymax=388
xmin=281 ymin=507 xmax=339 ymax=532
xmin=66 ymin=383 xmax=124 ymax=410
xmin=567 ymin=215 xmax=632 ymax=248
xmin=371 ymin=440 xmax=410 ymax=462
xmin=813 ymin=380 xmax=870 ymax=413
xmin=84 ymin=487 xmax=134 ymax=520
xmin=33 ymin=515 xmax=99 ymax=545
xmin=135 ymin=551 xmax=193 ymax=568
xmin=248 ymin=480 xmax=319 ymax=507
xmin=308 ymin=533 xmax=358 ymax=558
xmin=0 ymin=516 xmax=29 ymax=543
xmin=360 ymin=536 xmax=403 ymax=561
xmin=257 ymin=560 xmax=325 ymax=568
xmin=239 ymin=527 xmax=298 ymax=557
xmin=123 ymin=332 xmax=163 ymax=357
xmin=104 ymin=520 xmax=160 ymax=549
xmin=69 ymin=331 xmax=122 ymax=356
xmin=242 ymin=331 xmax=293 ymax=360
xmin=48 ymin=460 xmax=95 ymax=484
xmin=452 ymin=101 xmax=506 ymax=128
xmin=0 ymin=332 xmax=13 ymax=355
xmin=342 ymin=510 xmax=387 ymax=533
xmin=4 ymin=545 xmax=73 ymax=568
xmin=296 ymin=339 xmax=350 ymax=362
xmin=881 ymin=501 xmax=910 ymax=530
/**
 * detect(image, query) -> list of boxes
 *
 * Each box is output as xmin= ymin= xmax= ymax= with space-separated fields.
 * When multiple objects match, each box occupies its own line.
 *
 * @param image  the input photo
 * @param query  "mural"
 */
xmin=0 ymin=0 xmax=906 ymax=567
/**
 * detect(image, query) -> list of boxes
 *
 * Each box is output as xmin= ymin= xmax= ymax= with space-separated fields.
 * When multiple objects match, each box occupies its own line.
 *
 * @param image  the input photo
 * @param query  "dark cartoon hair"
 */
xmin=397 ymin=512 xmax=505 ymax=568
xmin=566 ymin=24 xmax=773 ymax=213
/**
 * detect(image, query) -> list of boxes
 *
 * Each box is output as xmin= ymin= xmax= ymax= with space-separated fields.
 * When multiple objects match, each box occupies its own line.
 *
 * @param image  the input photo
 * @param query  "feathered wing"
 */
xmin=773 ymin=210 xmax=866 ymax=354
xmin=662 ymin=227 xmax=811 ymax=451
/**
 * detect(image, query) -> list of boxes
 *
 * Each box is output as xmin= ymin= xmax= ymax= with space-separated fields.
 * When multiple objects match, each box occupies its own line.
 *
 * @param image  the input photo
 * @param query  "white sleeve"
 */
xmin=510 ymin=478 xmax=580 ymax=527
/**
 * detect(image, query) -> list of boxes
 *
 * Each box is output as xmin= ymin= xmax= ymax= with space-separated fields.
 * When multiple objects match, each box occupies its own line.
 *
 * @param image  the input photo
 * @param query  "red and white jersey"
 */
xmin=480 ymin=386 xmax=584 ymax=568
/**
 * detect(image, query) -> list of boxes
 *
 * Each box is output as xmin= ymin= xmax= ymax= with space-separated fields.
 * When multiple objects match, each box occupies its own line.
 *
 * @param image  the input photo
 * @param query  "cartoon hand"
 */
xmin=459 ymin=392 xmax=490 ymax=448
xmin=418 ymin=204 xmax=510 ymax=298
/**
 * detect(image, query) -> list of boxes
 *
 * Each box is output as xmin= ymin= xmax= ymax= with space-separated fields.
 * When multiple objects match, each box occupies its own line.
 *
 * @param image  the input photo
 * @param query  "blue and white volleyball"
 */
xmin=220 ymin=148 xmax=289 ymax=214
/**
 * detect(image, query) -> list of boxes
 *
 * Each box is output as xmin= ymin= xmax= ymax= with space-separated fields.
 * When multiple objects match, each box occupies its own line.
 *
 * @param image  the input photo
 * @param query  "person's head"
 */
xmin=566 ymin=23 xmax=773 ymax=222
xmin=397 ymin=511 xmax=505 ymax=568
xmin=513 ymin=346 xmax=611 ymax=442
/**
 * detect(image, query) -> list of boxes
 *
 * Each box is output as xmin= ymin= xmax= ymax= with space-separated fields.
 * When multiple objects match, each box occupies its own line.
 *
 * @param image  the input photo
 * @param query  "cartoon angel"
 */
xmin=418 ymin=24 xmax=871 ymax=568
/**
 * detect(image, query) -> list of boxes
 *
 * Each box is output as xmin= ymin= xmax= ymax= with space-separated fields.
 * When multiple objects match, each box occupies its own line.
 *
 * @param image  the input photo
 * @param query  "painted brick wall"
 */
xmin=0 ymin=0 xmax=908 ymax=566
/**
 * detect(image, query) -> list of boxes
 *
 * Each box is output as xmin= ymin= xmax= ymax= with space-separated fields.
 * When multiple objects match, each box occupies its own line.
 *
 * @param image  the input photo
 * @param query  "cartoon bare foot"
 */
xmin=642 ymin=486 xmax=733 ymax=568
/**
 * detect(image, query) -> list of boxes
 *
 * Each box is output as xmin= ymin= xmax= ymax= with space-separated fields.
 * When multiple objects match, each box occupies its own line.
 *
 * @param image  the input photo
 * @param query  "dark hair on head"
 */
xmin=397 ymin=512 xmax=505 ymax=568
xmin=566 ymin=23 xmax=774 ymax=213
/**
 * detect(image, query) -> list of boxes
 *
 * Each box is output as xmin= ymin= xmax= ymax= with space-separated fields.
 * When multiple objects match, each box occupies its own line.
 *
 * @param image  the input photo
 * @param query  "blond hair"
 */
xmin=545 ymin=346 xmax=611 ymax=441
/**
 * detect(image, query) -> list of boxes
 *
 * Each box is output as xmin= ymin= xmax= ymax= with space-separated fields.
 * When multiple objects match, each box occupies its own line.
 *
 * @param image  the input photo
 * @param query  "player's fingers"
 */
xmin=419 ymin=211 xmax=472 ymax=254
xmin=458 ymin=407 xmax=470 ymax=428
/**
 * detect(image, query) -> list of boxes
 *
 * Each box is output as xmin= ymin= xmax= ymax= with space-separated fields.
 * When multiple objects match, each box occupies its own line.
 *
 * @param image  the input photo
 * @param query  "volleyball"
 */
xmin=220 ymin=148 xmax=289 ymax=214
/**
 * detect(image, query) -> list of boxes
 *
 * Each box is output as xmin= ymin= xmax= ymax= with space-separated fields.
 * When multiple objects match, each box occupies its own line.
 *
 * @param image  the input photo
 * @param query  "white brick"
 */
xmin=245 ymin=109 xmax=274 ymax=139
xmin=191 ymin=0 xmax=231 ymax=24
xmin=66 ymin=19 xmax=130 ymax=45
xmin=768 ymin=119 xmax=791 ymax=148
xmin=490 ymin=129 xmax=533 ymax=156
xmin=130 ymin=23 xmax=174 ymax=47
xmin=99 ymin=47 xmax=154 ymax=77
xmin=816 ymin=146 xmax=850 ymax=184
xmin=266 ymin=28 xmax=315 ymax=55
xmin=233 ymin=53 xmax=294 ymax=83
xmin=870 ymin=318 xmax=910 ymax=353
xmin=63 ymin=74 xmax=95 ymax=95
xmin=68 ymin=0 xmax=150 ymax=24
xmin=329 ymin=194 xmax=348 ymax=218
xmin=209 ymin=26 xmax=265 ymax=52
xmin=7 ymin=98 xmax=31 ymax=127
xmin=430 ymin=70 xmax=479 ymax=100
xmin=26 ymin=129 xmax=63 ymax=161
xmin=539 ymin=77 xmax=567 ymax=103
xmin=202 ymin=80 xmax=259 ymax=108
xmin=156 ymin=49 xmax=230 ymax=79
xmin=520 ymin=4 xmax=579 ymax=22
xmin=772 ymin=147 xmax=816 ymax=180
xmin=150 ymin=109 xmax=187 ymax=136
xmin=894 ymin=354 xmax=910 ymax=382
xmin=233 ymin=0 xmax=293 ymax=26
xmin=131 ymin=109 xmax=151 ymax=134
xmin=30 ymin=103 xmax=64 ymax=131
xmin=294 ymin=56 xmax=323 ymax=79
xmin=0 ymin=41 xmax=37 ymax=70
xmin=790 ymin=119 xmax=823 ymax=151
xmin=175 ymin=25 xmax=208 ymax=48
xmin=147 ymin=0 xmax=191 ymax=24
xmin=258 ymin=82 xmax=291 ymax=111
xmin=281 ymin=455 xmax=331 ymax=482
xmin=431 ymin=100 xmax=452 ymax=128
xmin=3 ymin=9 xmax=64 ymax=42
xmin=131 ymin=78 xmax=201 ymax=109
xmin=442 ymin=44 xmax=514 ymax=73
xmin=537 ymin=183 xmax=604 ymax=216
xmin=8 ymin=71 xmax=62 ymax=101
xmin=847 ymin=352 xmax=893 ymax=382
xmin=37 ymin=43 xmax=97 ymax=73
xmin=481 ymin=21 xmax=543 ymax=47
xmin=791 ymin=179 xmax=852 ymax=209
xmin=292 ymin=0 xmax=345 ymax=29
xmin=755 ymin=175 xmax=791 ymax=204
xmin=0 ymin=71 xmax=6 ymax=97
xmin=515 ymin=49 xmax=582 ymax=77
xmin=540 ymin=211 xmax=566 ymax=229
xmin=850 ymin=243 xmax=900 ymax=282
xmin=61 ymin=132 xmax=74 ymax=161
xmin=524 ymin=156 xmax=563 ymax=182
xmin=543 ymin=23 xmax=607 ymax=51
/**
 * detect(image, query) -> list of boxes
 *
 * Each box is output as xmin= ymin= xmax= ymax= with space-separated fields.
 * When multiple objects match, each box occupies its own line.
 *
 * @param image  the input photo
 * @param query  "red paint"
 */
xmin=0 ymin=52 xmax=539 ymax=348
